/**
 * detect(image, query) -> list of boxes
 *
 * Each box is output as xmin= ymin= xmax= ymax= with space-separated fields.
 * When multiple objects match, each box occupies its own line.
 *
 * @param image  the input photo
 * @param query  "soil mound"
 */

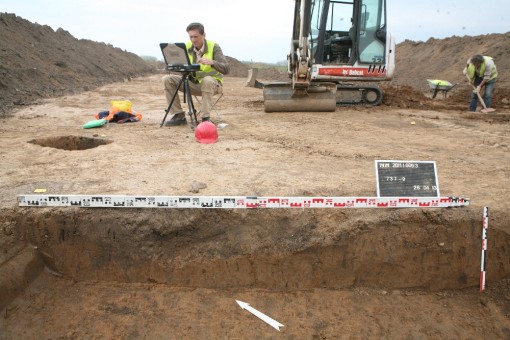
xmin=392 ymin=33 xmax=510 ymax=92
xmin=389 ymin=32 xmax=510 ymax=111
xmin=0 ymin=13 xmax=152 ymax=114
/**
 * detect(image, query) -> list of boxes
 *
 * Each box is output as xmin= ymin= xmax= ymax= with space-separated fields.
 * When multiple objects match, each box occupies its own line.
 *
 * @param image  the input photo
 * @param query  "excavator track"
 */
xmin=336 ymin=84 xmax=384 ymax=106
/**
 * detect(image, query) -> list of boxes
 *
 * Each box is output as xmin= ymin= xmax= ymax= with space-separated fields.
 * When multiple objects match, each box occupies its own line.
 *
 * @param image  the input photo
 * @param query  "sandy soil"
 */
xmin=2 ymin=273 xmax=509 ymax=339
xmin=1 ymin=75 xmax=509 ymax=210
xmin=1 ymin=75 xmax=510 ymax=338
xmin=2 ymin=11 xmax=510 ymax=340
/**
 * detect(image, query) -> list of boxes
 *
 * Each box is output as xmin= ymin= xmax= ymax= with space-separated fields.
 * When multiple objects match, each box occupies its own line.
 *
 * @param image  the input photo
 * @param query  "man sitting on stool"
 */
xmin=163 ymin=22 xmax=230 ymax=126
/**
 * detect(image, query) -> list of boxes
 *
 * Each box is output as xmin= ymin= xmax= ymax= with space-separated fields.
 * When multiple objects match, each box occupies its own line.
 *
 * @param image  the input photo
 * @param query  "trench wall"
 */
xmin=2 ymin=207 xmax=510 ymax=309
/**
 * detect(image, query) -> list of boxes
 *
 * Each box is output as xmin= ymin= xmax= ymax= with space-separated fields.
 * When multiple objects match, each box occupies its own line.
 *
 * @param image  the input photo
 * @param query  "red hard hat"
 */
xmin=195 ymin=121 xmax=218 ymax=144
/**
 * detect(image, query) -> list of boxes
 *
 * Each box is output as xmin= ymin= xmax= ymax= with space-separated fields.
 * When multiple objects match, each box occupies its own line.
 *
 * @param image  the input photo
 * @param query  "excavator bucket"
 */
xmin=263 ymin=82 xmax=337 ymax=112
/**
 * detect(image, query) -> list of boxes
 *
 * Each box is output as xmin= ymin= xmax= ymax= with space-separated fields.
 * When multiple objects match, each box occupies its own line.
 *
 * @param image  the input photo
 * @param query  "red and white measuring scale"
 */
xmin=18 ymin=195 xmax=470 ymax=209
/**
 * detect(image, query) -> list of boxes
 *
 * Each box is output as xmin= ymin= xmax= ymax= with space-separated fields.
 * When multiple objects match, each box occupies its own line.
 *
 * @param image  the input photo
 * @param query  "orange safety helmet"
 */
xmin=195 ymin=121 xmax=218 ymax=144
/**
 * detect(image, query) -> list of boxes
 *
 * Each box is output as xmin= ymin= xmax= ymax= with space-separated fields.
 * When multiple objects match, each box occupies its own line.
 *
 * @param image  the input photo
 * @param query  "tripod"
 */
xmin=160 ymin=70 xmax=199 ymax=129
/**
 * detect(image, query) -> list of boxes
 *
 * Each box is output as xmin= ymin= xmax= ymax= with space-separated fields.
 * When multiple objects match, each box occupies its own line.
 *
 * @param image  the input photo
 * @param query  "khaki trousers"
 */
xmin=163 ymin=74 xmax=221 ymax=118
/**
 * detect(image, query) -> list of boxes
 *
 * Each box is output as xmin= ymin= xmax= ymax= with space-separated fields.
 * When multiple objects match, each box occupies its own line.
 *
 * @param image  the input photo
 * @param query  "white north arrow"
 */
xmin=236 ymin=300 xmax=284 ymax=331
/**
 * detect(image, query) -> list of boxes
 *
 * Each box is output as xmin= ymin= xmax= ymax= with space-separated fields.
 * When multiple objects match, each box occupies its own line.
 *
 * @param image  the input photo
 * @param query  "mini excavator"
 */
xmin=262 ymin=0 xmax=395 ymax=112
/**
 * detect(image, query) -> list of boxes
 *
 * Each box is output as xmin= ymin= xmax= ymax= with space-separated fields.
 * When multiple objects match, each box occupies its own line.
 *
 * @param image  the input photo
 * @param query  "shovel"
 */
xmin=466 ymin=74 xmax=496 ymax=113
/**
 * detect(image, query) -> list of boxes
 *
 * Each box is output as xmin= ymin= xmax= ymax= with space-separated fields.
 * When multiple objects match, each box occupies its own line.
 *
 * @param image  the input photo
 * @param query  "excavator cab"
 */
xmin=263 ymin=0 xmax=395 ymax=112
xmin=311 ymin=0 xmax=392 ymax=74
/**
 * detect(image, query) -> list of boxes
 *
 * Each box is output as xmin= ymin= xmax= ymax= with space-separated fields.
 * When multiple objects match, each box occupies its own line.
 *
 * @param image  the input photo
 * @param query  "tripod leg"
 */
xmin=183 ymin=78 xmax=198 ymax=129
xmin=160 ymin=77 xmax=184 ymax=127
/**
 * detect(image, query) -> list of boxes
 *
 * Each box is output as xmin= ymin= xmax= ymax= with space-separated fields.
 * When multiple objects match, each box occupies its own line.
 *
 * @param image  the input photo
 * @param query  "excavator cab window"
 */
xmin=311 ymin=0 xmax=358 ymax=65
xmin=310 ymin=0 xmax=387 ymax=65
xmin=358 ymin=0 xmax=386 ymax=63
xmin=312 ymin=0 xmax=355 ymax=64
xmin=327 ymin=1 xmax=355 ymax=64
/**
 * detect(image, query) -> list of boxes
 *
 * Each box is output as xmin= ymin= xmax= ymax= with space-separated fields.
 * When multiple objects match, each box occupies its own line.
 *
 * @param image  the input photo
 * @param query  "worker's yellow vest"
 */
xmin=466 ymin=56 xmax=498 ymax=82
xmin=186 ymin=40 xmax=224 ymax=84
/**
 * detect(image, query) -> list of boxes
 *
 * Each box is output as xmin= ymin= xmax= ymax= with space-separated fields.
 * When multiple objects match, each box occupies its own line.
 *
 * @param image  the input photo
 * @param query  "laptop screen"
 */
xmin=160 ymin=42 xmax=191 ymax=66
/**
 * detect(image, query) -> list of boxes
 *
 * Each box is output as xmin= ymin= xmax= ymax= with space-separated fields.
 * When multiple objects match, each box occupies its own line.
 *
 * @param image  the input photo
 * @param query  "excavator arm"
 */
xmin=263 ymin=0 xmax=337 ymax=112
xmin=291 ymin=0 xmax=312 ymax=90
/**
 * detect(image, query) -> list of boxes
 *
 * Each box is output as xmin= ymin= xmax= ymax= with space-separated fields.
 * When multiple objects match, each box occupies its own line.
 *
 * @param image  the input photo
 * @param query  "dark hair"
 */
xmin=470 ymin=54 xmax=484 ymax=64
xmin=186 ymin=22 xmax=205 ymax=35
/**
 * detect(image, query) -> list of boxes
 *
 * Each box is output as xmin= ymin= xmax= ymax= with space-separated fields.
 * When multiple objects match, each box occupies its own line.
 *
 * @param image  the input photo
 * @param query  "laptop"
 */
xmin=159 ymin=42 xmax=200 ymax=72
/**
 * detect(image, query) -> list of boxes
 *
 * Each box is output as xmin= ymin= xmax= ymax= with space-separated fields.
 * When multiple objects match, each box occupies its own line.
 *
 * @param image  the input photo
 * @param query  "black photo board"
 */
xmin=375 ymin=160 xmax=440 ymax=197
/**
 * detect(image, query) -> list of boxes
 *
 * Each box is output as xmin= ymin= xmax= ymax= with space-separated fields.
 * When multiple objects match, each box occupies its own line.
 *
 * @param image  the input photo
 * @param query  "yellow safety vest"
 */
xmin=186 ymin=40 xmax=224 ymax=84
xmin=466 ymin=56 xmax=498 ymax=82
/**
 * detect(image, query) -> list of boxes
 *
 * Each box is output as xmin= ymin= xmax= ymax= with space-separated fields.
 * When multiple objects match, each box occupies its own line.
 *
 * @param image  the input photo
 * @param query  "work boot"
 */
xmin=165 ymin=112 xmax=186 ymax=126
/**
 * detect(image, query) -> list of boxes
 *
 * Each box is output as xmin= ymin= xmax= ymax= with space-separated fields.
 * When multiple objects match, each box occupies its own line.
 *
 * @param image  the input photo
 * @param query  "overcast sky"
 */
xmin=1 ymin=0 xmax=508 ymax=63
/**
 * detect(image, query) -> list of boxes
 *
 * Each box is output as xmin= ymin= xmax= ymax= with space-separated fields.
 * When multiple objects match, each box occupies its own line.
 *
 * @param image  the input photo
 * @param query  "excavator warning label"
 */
xmin=375 ymin=160 xmax=440 ymax=197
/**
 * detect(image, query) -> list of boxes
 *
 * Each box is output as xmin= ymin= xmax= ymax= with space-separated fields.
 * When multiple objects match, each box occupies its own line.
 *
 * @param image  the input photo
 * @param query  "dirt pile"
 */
xmin=224 ymin=56 xmax=249 ymax=77
xmin=389 ymin=32 xmax=510 ymax=111
xmin=0 ymin=13 xmax=153 ymax=114
xmin=392 ymin=33 xmax=510 ymax=92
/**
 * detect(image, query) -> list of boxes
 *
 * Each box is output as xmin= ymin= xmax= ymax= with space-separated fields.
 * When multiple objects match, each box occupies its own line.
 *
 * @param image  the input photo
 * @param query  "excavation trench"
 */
xmin=1 ymin=207 xmax=510 ymax=310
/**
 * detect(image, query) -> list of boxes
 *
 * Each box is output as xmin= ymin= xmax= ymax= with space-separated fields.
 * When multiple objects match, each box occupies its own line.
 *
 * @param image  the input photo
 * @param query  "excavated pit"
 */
xmin=28 ymin=135 xmax=112 ymax=151
xmin=2 ymin=207 xmax=510 ymax=311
